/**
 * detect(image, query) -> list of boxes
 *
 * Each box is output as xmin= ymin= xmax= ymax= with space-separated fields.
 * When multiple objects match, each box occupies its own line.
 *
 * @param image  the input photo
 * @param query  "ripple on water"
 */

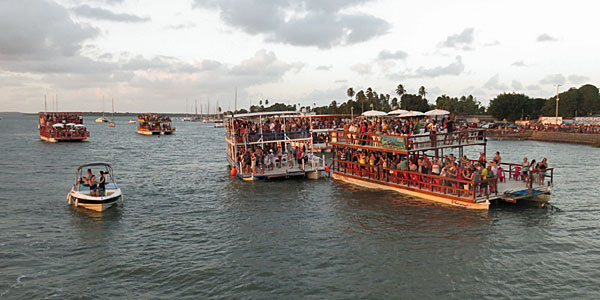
xmin=1 ymin=116 xmax=600 ymax=298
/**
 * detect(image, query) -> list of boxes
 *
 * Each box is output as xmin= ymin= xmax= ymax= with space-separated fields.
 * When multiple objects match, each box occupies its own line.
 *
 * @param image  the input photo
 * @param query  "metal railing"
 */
xmin=331 ymin=158 xmax=498 ymax=202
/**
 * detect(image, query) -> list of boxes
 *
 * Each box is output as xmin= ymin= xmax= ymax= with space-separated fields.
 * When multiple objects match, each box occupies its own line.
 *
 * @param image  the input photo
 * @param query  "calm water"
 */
xmin=1 ymin=114 xmax=599 ymax=299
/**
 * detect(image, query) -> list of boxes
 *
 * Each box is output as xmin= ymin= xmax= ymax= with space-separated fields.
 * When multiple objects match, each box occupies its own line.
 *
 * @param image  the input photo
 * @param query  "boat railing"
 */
xmin=500 ymin=162 xmax=554 ymax=185
xmin=331 ymin=158 xmax=498 ymax=202
xmin=227 ymin=130 xmax=312 ymax=144
xmin=408 ymin=130 xmax=486 ymax=151
xmin=330 ymin=129 xmax=486 ymax=151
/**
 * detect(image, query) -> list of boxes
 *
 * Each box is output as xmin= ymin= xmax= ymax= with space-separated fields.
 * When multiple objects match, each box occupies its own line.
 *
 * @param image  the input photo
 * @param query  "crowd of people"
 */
xmin=234 ymin=142 xmax=318 ymax=175
xmin=531 ymin=123 xmax=600 ymax=134
xmin=39 ymin=113 xmax=84 ymax=125
xmin=138 ymin=114 xmax=171 ymax=123
xmin=333 ymin=147 xmax=550 ymax=198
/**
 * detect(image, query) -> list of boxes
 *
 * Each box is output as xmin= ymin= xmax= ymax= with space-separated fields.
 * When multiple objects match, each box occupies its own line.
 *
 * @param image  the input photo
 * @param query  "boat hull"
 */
xmin=137 ymin=129 xmax=175 ymax=135
xmin=332 ymin=171 xmax=490 ymax=210
xmin=40 ymin=135 xmax=87 ymax=143
xmin=67 ymin=189 xmax=122 ymax=212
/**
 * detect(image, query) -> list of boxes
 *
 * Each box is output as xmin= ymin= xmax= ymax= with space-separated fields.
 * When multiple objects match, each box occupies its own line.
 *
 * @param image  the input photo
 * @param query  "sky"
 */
xmin=0 ymin=0 xmax=598 ymax=113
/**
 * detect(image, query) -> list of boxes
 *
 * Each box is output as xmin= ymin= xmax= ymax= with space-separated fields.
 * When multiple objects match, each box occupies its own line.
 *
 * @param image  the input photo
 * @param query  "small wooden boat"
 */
xmin=67 ymin=163 xmax=122 ymax=212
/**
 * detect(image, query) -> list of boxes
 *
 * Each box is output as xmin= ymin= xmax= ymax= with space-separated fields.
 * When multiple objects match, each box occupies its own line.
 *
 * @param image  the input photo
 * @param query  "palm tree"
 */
xmin=395 ymin=84 xmax=405 ymax=99
xmin=418 ymin=86 xmax=427 ymax=99
xmin=265 ymin=99 xmax=269 ymax=106
xmin=259 ymin=100 xmax=263 ymax=106
xmin=347 ymin=87 xmax=355 ymax=100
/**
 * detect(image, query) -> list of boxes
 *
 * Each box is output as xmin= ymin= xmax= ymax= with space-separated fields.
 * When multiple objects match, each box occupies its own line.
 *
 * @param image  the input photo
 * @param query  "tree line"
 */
xmin=229 ymin=83 xmax=600 ymax=122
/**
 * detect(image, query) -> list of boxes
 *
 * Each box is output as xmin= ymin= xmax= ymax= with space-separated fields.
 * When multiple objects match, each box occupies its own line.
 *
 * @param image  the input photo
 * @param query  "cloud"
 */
xmin=526 ymin=84 xmax=541 ymax=90
xmin=334 ymin=79 xmax=347 ymax=83
xmin=512 ymin=80 xmax=523 ymax=90
xmin=568 ymin=74 xmax=589 ymax=84
xmin=164 ymin=22 xmax=196 ymax=30
xmin=483 ymin=74 xmax=508 ymax=90
xmin=387 ymin=56 xmax=465 ymax=80
xmin=350 ymin=63 xmax=372 ymax=74
xmin=193 ymin=0 xmax=390 ymax=48
xmin=72 ymin=5 xmax=151 ymax=22
xmin=540 ymin=74 xmax=566 ymax=85
xmin=537 ymin=33 xmax=558 ymax=42
xmin=483 ymin=40 xmax=500 ymax=47
xmin=377 ymin=50 xmax=408 ymax=60
xmin=511 ymin=60 xmax=526 ymax=67
xmin=316 ymin=65 xmax=332 ymax=71
xmin=415 ymin=56 xmax=464 ymax=78
xmin=440 ymin=28 xmax=474 ymax=49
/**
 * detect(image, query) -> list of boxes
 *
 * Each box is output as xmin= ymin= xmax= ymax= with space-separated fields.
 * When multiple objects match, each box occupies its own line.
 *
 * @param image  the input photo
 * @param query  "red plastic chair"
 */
xmin=497 ymin=167 xmax=506 ymax=183
xmin=512 ymin=166 xmax=521 ymax=181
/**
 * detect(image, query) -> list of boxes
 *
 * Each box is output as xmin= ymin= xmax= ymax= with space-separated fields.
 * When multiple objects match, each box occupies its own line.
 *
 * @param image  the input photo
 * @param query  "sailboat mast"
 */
xmin=195 ymin=99 xmax=198 ymax=117
xmin=44 ymin=95 xmax=47 ymax=113
xmin=102 ymin=95 xmax=105 ymax=118
xmin=112 ymin=97 xmax=114 ymax=120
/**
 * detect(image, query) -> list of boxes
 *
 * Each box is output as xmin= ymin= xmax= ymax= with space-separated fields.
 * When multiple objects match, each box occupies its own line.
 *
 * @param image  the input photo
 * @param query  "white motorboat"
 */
xmin=67 ymin=163 xmax=122 ymax=212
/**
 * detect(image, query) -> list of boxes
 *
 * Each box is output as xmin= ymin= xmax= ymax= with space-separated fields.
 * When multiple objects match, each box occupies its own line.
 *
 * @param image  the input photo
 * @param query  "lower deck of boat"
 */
xmin=332 ymin=171 xmax=550 ymax=209
xmin=228 ymin=156 xmax=324 ymax=180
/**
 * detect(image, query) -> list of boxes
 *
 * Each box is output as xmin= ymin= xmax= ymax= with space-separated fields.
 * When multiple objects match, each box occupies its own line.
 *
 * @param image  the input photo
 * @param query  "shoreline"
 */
xmin=487 ymin=129 xmax=600 ymax=146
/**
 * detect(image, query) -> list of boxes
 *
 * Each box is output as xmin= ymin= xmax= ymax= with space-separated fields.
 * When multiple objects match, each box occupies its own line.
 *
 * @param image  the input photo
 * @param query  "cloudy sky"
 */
xmin=1 ymin=0 xmax=597 ymax=113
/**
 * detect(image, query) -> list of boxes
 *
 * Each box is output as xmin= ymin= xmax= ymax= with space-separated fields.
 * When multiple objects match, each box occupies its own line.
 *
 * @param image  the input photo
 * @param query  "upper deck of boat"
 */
xmin=329 ymin=129 xmax=487 ymax=154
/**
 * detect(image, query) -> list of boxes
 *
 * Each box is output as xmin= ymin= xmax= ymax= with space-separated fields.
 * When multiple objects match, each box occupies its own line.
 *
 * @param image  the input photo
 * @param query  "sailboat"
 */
xmin=107 ymin=98 xmax=116 ymax=127
xmin=191 ymin=99 xmax=202 ymax=122
xmin=96 ymin=96 xmax=109 ymax=123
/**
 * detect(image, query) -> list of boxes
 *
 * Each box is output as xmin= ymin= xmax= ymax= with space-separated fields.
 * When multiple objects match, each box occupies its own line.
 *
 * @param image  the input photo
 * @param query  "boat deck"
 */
xmin=479 ymin=177 xmax=550 ymax=203
xmin=228 ymin=156 xmax=325 ymax=180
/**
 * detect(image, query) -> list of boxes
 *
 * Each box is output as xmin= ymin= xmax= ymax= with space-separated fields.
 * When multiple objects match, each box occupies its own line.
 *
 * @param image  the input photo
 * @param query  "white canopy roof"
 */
xmin=74 ymin=124 xmax=86 ymax=127
xmin=229 ymin=111 xmax=298 ymax=118
xmin=398 ymin=111 xmax=424 ymax=117
xmin=52 ymin=123 xmax=64 ymax=127
xmin=65 ymin=123 xmax=76 ymax=126
xmin=424 ymin=109 xmax=450 ymax=116
xmin=361 ymin=110 xmax=388 ymax=116
xmin=388 ymin=109 xmax=409 ymax=115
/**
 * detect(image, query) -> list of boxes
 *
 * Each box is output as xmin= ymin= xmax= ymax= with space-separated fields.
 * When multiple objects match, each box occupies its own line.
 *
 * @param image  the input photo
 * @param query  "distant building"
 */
xmin=455 ymin=114 xmax=495 ymax=123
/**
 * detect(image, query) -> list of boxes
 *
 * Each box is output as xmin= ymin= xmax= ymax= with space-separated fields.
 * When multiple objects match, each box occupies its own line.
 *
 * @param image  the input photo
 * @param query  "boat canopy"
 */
xmin=229 ymin=111 xmax=299 ymax=118
xmin=65 ymin=123 xmax=76 ymax=126
xmin=52 ymin=123 xmax=64 ymax=128
xmin=75 ymin=124 xmax=86 ymax=127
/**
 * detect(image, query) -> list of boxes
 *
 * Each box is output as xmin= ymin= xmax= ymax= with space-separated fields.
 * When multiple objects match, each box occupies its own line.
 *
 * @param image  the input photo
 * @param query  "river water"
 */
xmin=1 ymin=114 xmax=599 ymax=299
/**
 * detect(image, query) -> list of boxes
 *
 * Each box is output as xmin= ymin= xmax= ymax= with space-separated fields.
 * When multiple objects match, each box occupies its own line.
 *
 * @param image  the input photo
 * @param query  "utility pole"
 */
xmin=554 ymin=84 xmax=561 ymax=125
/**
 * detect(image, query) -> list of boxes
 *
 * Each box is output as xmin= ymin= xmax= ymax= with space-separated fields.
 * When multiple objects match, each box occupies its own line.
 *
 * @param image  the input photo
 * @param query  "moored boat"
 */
xmin=39 ymin=112 xmax=90 ymax=142
xmin=329 ymin=124 xmax=553 ymax=210
xmin=137 ymin=113 xmax=175 ymax=135
xmin=67 ymin=163 xmax=122 ymax=212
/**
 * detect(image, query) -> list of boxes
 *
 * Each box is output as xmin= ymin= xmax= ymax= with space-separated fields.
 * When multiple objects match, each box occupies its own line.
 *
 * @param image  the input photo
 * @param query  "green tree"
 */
xmin=347 ymin=87 xmax=355 ymax=100
xmin=395 ymin=84 xmax=405 ymax=99
xmin=391 ymin=97 xmax=398 ymax=109
xmin=418 ymin=86 xmax=427 ymax=99
xmin=265 ymin=99 xmax=269 ymax=106
xmin=541 ymin=84 xmax=600 ymax=117
xmin=400 ymin=94 xmax=429 ymax=111
xmin=489 ymin=93 xmax=534 ymax=121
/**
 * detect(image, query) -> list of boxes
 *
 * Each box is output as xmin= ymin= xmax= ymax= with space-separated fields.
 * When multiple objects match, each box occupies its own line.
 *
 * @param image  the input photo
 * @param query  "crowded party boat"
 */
xmin=67 ymin=163 xmax=122 ymax=211
xmin=329 ymin=114 xmax=553 ymax=209
xmin=225 ymin=111 xmax=326 ymax=180
xmin=38 ymin=112 xmax=90 ymax=142
xmin=137 ymin=113 xmax=175 ymax=135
